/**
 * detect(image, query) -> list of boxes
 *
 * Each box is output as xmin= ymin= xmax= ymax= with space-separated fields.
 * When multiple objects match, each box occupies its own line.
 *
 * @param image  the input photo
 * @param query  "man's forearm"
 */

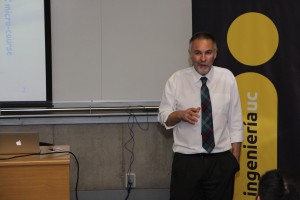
xmin=166 ymin=107 xmax=201 ymax=126
xmin=165 ymin=111 xmax=182 ymax=127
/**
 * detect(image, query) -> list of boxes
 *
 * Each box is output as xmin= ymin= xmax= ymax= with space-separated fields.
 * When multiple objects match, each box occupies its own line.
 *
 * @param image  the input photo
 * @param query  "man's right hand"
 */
xmin=166 ymin=107 xmax=201 ymax=126
xmin=180 ymin=107 xmax=201 ymax=125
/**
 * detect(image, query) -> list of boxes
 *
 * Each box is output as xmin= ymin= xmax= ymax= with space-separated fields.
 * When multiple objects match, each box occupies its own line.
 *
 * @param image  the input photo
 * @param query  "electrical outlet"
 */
xmin=125 ymin=173 xmax=136 ymax=188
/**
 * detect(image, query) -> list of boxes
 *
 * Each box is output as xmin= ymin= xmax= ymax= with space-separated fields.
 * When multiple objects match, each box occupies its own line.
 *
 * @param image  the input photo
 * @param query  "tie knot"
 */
xmin=201 ymin=77 xmax=208 ymax=84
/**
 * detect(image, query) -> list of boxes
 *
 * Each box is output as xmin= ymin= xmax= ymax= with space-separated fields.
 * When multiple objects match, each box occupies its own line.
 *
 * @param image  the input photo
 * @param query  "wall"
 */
xmin=51 ymin=0 xmax=192 ymax=102
xmin=0 ymin=122 xmax=174 ymax=199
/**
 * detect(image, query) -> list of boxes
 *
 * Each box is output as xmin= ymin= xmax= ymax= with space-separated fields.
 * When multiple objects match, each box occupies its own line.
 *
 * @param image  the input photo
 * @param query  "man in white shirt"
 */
xmin=158 ymin=32 xmax=244 ymax=200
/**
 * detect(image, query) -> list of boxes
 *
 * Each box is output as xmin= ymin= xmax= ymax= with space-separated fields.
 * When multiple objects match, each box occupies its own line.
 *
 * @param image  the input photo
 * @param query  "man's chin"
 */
xmin=194 ymin=66 xmax=211 ymax=75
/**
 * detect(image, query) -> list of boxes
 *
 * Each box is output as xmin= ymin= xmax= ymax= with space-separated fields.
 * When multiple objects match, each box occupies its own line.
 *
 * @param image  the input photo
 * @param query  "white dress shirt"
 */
xmin=158 ymin=66 xmax=244 ymax=154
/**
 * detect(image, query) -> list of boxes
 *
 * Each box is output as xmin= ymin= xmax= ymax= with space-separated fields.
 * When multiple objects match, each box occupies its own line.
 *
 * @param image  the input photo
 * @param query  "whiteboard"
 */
xmin=50 ymin=0 xmax=192 ymax=105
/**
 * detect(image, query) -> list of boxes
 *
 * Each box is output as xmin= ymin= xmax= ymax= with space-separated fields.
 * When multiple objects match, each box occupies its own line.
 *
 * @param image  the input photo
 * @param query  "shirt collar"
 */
xmin=192 ymin=66 xmax=214 ymax=83
xmin=205 ymin=67 xmax=214 ymax=82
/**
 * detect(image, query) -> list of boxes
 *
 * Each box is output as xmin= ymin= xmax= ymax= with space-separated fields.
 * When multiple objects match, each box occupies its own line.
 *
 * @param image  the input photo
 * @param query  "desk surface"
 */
xmin=0 ymin=145 xmax=70 ymax=166
xmin=0 ymin=145 xmax=70 ymax=200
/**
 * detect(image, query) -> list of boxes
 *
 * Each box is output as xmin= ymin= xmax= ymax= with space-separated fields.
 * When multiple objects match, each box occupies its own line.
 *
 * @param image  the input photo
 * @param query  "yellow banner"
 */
xmin=234 ymin=72 xmax=277 ymax=199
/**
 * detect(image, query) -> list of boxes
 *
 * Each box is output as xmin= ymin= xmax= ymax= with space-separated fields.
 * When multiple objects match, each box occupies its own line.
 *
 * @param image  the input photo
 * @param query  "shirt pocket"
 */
xmin=176 ymin=92 xmax=201 ymax=111
xmin=211 ymin=93 xmax=230 ymax=114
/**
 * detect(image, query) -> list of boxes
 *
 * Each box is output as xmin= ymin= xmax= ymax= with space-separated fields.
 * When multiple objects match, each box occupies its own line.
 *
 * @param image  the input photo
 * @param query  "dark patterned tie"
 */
xmin=201 ymin=77 xmax=215 ymax=153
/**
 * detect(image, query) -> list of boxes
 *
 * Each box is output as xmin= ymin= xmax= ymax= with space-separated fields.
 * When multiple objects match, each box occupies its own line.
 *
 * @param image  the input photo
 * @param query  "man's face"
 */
xmin=189 ymin=38 xmax=217 ymax=75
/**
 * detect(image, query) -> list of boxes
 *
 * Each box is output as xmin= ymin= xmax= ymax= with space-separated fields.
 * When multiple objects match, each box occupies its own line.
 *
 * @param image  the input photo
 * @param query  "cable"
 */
xmin=124 ymin=107 xmax=150 ymax=200
xmin=124 ymin=112 xmax=135 ymax=200
xmin=67 ymin=151 xmax=80 ymax=200
xmin=0 ymin=150 xmax=80 ymax=200
xmin=125 ymin=182 xmax=133 ymax=200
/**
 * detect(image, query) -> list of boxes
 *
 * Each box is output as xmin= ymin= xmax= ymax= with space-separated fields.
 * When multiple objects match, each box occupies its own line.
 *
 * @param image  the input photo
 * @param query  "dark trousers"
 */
xmin=170 ymin=151 xmax=240 ymax=200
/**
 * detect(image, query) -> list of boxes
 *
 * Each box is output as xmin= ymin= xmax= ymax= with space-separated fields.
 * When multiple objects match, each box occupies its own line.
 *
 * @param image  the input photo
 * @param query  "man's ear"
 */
xmin=214 ymin=52 xmax=217 ymax=59
xmin=256 ymin=195 xmax=260 ymax=200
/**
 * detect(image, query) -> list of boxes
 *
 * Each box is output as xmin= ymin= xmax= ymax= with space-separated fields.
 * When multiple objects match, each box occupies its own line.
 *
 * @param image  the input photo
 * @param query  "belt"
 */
xmin=175 ymin=150 xmax=229 ymax=157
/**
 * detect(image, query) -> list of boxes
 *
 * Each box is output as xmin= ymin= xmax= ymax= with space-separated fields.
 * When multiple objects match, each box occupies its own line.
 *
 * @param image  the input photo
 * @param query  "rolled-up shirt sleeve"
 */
xmin=158 ymin=73 xmax=177 ymax=130
xmin=228 ymin=76 xmax=244 ymax=143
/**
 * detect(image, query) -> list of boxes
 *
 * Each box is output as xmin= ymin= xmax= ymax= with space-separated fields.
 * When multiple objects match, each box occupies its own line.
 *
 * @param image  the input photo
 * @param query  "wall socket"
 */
xmin=125 ymin=173 xmax=136 ymax=188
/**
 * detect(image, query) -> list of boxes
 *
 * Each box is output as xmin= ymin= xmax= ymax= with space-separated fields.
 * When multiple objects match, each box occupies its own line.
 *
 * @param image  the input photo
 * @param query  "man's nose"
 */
xmin=200 ymin=54 xmax=206 ymax=61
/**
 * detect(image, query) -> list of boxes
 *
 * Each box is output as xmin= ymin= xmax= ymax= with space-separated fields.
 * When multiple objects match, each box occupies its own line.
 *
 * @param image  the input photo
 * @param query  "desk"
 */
xmin=0 ymin=145 xmax=70 ymax=200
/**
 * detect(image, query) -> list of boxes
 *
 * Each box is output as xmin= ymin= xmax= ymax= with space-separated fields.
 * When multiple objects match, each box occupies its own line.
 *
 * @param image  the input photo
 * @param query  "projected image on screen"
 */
xmin=0 ymin=0 xmax=51 ymax=104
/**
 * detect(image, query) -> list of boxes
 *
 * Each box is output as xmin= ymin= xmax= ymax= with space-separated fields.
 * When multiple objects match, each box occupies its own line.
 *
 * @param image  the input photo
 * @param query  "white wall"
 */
xmin=51 ymin=0 xmax=192 ymax=103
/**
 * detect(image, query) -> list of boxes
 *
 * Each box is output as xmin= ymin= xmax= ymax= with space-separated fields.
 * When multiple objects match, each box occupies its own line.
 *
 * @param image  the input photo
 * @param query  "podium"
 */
xmin=0 ymin=145 xmax=70 ymax=200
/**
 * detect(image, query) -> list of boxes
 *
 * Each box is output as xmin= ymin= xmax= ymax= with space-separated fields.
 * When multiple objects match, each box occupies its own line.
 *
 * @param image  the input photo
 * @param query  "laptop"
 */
xmin=0 ymin=132 xmax=40 ymax=155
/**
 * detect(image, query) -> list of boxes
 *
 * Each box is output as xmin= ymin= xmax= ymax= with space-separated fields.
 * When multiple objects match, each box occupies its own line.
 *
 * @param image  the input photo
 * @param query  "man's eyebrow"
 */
xmin=193 ymin=49 xmax=214 ymax=53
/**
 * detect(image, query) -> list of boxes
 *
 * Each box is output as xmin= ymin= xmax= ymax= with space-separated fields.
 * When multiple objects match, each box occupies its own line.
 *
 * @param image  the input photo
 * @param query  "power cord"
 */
xmin=0 ymin=150 xmax=80 ymax=200
xmin=124 ymin=107 xmax=150 ymax=200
